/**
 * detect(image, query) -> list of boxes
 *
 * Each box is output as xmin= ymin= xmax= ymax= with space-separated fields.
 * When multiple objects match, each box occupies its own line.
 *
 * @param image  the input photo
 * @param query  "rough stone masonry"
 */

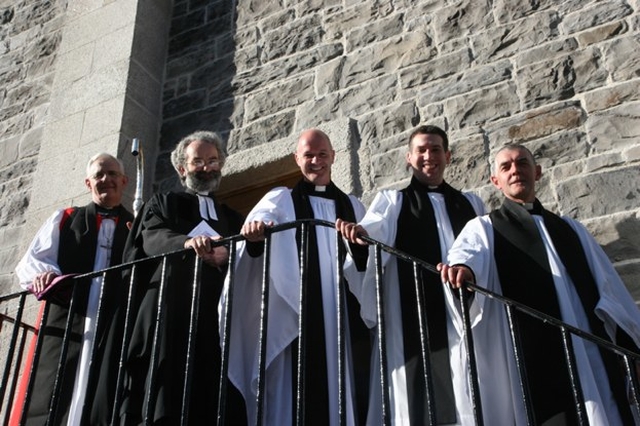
xmin=1 ymin=0 xmax=639 ymax=308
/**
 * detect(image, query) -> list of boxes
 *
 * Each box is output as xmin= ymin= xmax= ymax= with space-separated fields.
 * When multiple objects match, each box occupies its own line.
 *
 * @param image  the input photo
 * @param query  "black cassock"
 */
xmin=118 ymin=191 xmax=247 ymax=425
xmin=23 ymin=203 xmax=132 ymax=426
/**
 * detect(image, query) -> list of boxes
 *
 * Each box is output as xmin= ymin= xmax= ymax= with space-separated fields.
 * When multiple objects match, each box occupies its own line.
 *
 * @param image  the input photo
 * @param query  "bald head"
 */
xmin=294 ymin=129 xmax=336 ymax=186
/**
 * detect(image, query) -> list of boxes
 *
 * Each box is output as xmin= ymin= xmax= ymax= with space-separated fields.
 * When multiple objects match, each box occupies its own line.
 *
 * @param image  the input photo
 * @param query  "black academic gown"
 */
xmin=118 ymin=191 xmax=247 ymax=425
xmin=24 ymin=202 xmax=132 ymax=426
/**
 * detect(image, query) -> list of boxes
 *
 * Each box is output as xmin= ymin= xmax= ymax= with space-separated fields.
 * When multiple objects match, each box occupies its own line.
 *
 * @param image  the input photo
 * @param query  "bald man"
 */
xmin=224 ymin=129 xmax=370 ymax=425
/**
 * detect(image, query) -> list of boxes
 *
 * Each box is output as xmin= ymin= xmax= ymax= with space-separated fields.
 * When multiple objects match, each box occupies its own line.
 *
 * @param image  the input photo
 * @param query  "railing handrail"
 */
xmin=1 ymin=218 xmax=638 ymax=425
xmin=3 ymin=217 xmax=639 ymax=359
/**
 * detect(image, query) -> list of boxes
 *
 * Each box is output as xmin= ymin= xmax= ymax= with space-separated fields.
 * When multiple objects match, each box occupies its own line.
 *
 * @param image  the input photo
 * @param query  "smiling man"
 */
xmin=225 ymin=128 xmax=371 ymax=425
xmin=336 ymin=124 xmax=490 ymax=425
xmin=15 ymin=153 xmax=133 ymax=425
xmin=118 ymin=130 xmax=247 ymax=425
xmin=440 ymin=144 xmax=640 ymax=425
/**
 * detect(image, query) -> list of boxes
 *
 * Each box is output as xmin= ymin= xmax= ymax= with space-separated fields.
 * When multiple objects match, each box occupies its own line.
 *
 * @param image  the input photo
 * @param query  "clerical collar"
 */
xmin=96 ymin=206 xmax=119 ymax=217
xmin=518 ymin=199 xmax=544 ymax=215
xmin=301 ymin=180 xmax=335 ymax=199
xmin=410 ymin=176 xmax=446 ymax=194
xmin=196 ymin=194 xmax=218 ymax=221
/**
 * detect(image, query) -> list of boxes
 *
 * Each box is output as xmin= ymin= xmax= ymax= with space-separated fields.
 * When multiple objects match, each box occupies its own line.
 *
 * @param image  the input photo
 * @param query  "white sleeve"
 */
xmin=245 ymin=187 xmax=295 ymax=225
xmin=359 ymin=190 xmax=402 ymax=246
xmin=15 ymin=209 xmax=65 ymax=289
xmin=348 ymin=194 xmax=366 ymax=221
xmin=463 ymin=191 xmax=487 ymax=216
xmin=564 ymin=217 xmax=640 ymax=347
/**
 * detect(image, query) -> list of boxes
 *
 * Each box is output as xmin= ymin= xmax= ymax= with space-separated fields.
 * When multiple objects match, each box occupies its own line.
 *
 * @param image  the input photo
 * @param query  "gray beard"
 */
xmin=185 ymin=172 xmax=221 ymax=193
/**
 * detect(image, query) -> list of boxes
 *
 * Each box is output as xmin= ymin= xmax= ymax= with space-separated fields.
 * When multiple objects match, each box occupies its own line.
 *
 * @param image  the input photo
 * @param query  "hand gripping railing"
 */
xmin=2 ymin=219 xmax=639 ymax=425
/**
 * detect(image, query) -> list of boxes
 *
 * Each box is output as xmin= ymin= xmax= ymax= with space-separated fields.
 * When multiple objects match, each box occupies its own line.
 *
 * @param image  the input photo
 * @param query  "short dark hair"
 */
xmin=408 ymin=125 xmax=449 ymax=151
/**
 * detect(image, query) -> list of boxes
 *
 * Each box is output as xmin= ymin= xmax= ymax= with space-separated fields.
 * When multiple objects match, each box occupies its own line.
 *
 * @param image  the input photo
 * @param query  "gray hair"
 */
xmin=170 ymin=130 xmax=226 ymax=173
xmin=493 ymin=143 xmax=536 ymax=174
xmin=86 ymin=152 xmax=125 ymax=177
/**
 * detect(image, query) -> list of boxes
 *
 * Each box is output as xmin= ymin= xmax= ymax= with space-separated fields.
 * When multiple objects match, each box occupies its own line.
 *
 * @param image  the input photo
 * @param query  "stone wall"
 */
xmin=157 ymin=0 xmax=640 ymax=298
xmin=0 ymin=0 xmax=638 ymax=299
xmin=0 ymin=0 xmax=172 ymax=297
xmin=0 ymin=0 xmax=67 ymax=291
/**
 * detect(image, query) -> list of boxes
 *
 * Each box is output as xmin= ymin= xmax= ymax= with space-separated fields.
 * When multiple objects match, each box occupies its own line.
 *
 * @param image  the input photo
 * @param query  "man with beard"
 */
xmin=14 ymin=153 xmax=132 ymax=425
xmin=119 ymin=131 xmax=247 ymax=425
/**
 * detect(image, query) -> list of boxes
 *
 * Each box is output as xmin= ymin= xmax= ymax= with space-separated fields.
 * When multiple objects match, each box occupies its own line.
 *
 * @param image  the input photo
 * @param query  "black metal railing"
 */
xmin=0 ymin=219 xmax=638 ymax=425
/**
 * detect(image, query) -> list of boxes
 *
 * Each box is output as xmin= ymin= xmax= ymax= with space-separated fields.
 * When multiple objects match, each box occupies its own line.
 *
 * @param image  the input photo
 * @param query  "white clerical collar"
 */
xmin=522 ymin=202 xmax=535 ymax=211
xmin=196 ymin=194 xmax=218 ymax=221
xmin=314 ymin=185 xmax=327 ymax=192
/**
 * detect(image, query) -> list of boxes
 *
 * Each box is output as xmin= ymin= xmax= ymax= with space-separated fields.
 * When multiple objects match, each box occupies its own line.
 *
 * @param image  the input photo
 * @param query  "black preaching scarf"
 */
xmin=490 ymin=199 xmax=635 ymax=425
xmin=290 ymin=180 xmax=370 ymax=424
xmin=395 ymin=177 xmax=477 ymax=424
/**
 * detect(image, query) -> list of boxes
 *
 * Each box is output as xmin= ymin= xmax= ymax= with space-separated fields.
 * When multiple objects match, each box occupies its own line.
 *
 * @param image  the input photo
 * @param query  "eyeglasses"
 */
xmin=189 ymin=159 xmax=223 ymax=168
xmin=90 ymin=170 xmax=123 ymax=180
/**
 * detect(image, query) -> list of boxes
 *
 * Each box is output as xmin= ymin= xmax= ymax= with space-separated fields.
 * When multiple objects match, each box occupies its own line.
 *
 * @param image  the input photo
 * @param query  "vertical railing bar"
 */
xmin=180 ymin=256 xmax=202 ymax=425
xmin=255 ymin=233 xmax=272 ymax=426
xmin=295 ymin=223 xmax=309 ymax=426
xmin=3 ymin=326 xmax=28 ymax=426
xmin=504 ymin=304 xmax=535 ymax=426
xmin=623 ymin=355 xmax=640 ymax=417
xmin=374 ymin=244 xmax=390 ymax=426
xmin=111 ymin=264 xmax=139 ymax=426
xmin=458 ymin=286 xmax=484 ymax=426
xmin=413 ymin=262 xmax=436 ymax=425
xmin=47 ymin=281 xmax=82 ymax=425
xmin=79 ymin=272 xmax=109 ymax=418
xmin=20 ymin=301 xmax=50 ymax=425
xmin=217 ymin=241 xmax=237 ymax=425
xmin=144 ymin=256 xmax=170 ymax=424
xmin=0 ymin=293 xmax=27 ymax=414
xmin=335 ymin=230 xmax=347 ymax=426
xmin=560 ymin=327 xmax=587 ymax=425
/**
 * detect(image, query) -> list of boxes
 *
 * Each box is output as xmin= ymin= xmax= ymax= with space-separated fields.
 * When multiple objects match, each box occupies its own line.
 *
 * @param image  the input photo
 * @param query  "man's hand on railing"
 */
xmin=241 ymin=220 xmax=274 ymax=242
xmin=335 ymin=218 xmax=369 ymax=245
xmin=32 ymin=271 xmax=60 ymax=293
xmin=438 ymin=263 xmax=475 ymax=289
xmin=184 ymin=235 xmax=229 ymax=268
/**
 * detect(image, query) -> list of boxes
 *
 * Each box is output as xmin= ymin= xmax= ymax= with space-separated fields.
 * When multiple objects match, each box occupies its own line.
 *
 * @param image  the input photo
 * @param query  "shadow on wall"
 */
xmin=154 ymin=0 xmax=240 ymax=193
xmin=602 ymin=214 xmax=640 ymax=302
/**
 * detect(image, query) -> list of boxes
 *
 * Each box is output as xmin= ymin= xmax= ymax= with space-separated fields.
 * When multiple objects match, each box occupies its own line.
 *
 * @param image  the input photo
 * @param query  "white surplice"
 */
xmin=220 ymin=186 xmax=365 ymax=426
xmin=15 ymin=209 xmax=115 ymax=426
xmin=346 ymin=189 xmax=507 ymax=426
xmin=447 ymin=214 xmax=640 ymax=426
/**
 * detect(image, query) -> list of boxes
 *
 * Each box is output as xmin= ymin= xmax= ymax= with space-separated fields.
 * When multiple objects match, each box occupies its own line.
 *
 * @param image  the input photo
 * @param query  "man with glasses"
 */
xmin=15 ymin=153 xmax=133 ymax=425
xmin=119 ymin=130 xmax=247 ymax=425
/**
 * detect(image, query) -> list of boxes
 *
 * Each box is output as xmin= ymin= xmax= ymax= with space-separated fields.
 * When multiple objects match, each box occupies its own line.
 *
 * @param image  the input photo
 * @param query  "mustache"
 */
xmin=185 ymin=169 xmax=222 ymax=192
xmin=195 ymin=170 xmax=220 ymax=179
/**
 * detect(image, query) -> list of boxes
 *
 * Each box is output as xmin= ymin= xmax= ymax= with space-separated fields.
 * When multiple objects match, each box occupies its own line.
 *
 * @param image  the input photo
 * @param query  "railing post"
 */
xmin=112 ymin=264 xmax=139 ymax=425
xmin=255 ymin=232 xmax=273 ymax=426
xmin=412 ymin=262 xmax=437 ymax=424
xmin=218 ymin=241 xmax=237 ymax=425
xmin=335 ymin=229 xmax=347 ymax=426
xmin=0 ymin=292 xmax=27 ymax=416
xmin=560 ymin=328 xmax=587 ymax=425
xmin=180 ymin=256 xmax=203 ymax=425
xmin=144 ymin=257 xmax=170 ymax=424
xmin=294 ymin=223 xmax=308 ymax=426
xmin=458 ymin=286 xmax=483 ymax=426
xmin=505 ymin=304 xmax=535 ymax=425
xmin=374 ymin=244 xmax=390 ymax=426
xmin=46 ymin=282 xmax=84 ymax=426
